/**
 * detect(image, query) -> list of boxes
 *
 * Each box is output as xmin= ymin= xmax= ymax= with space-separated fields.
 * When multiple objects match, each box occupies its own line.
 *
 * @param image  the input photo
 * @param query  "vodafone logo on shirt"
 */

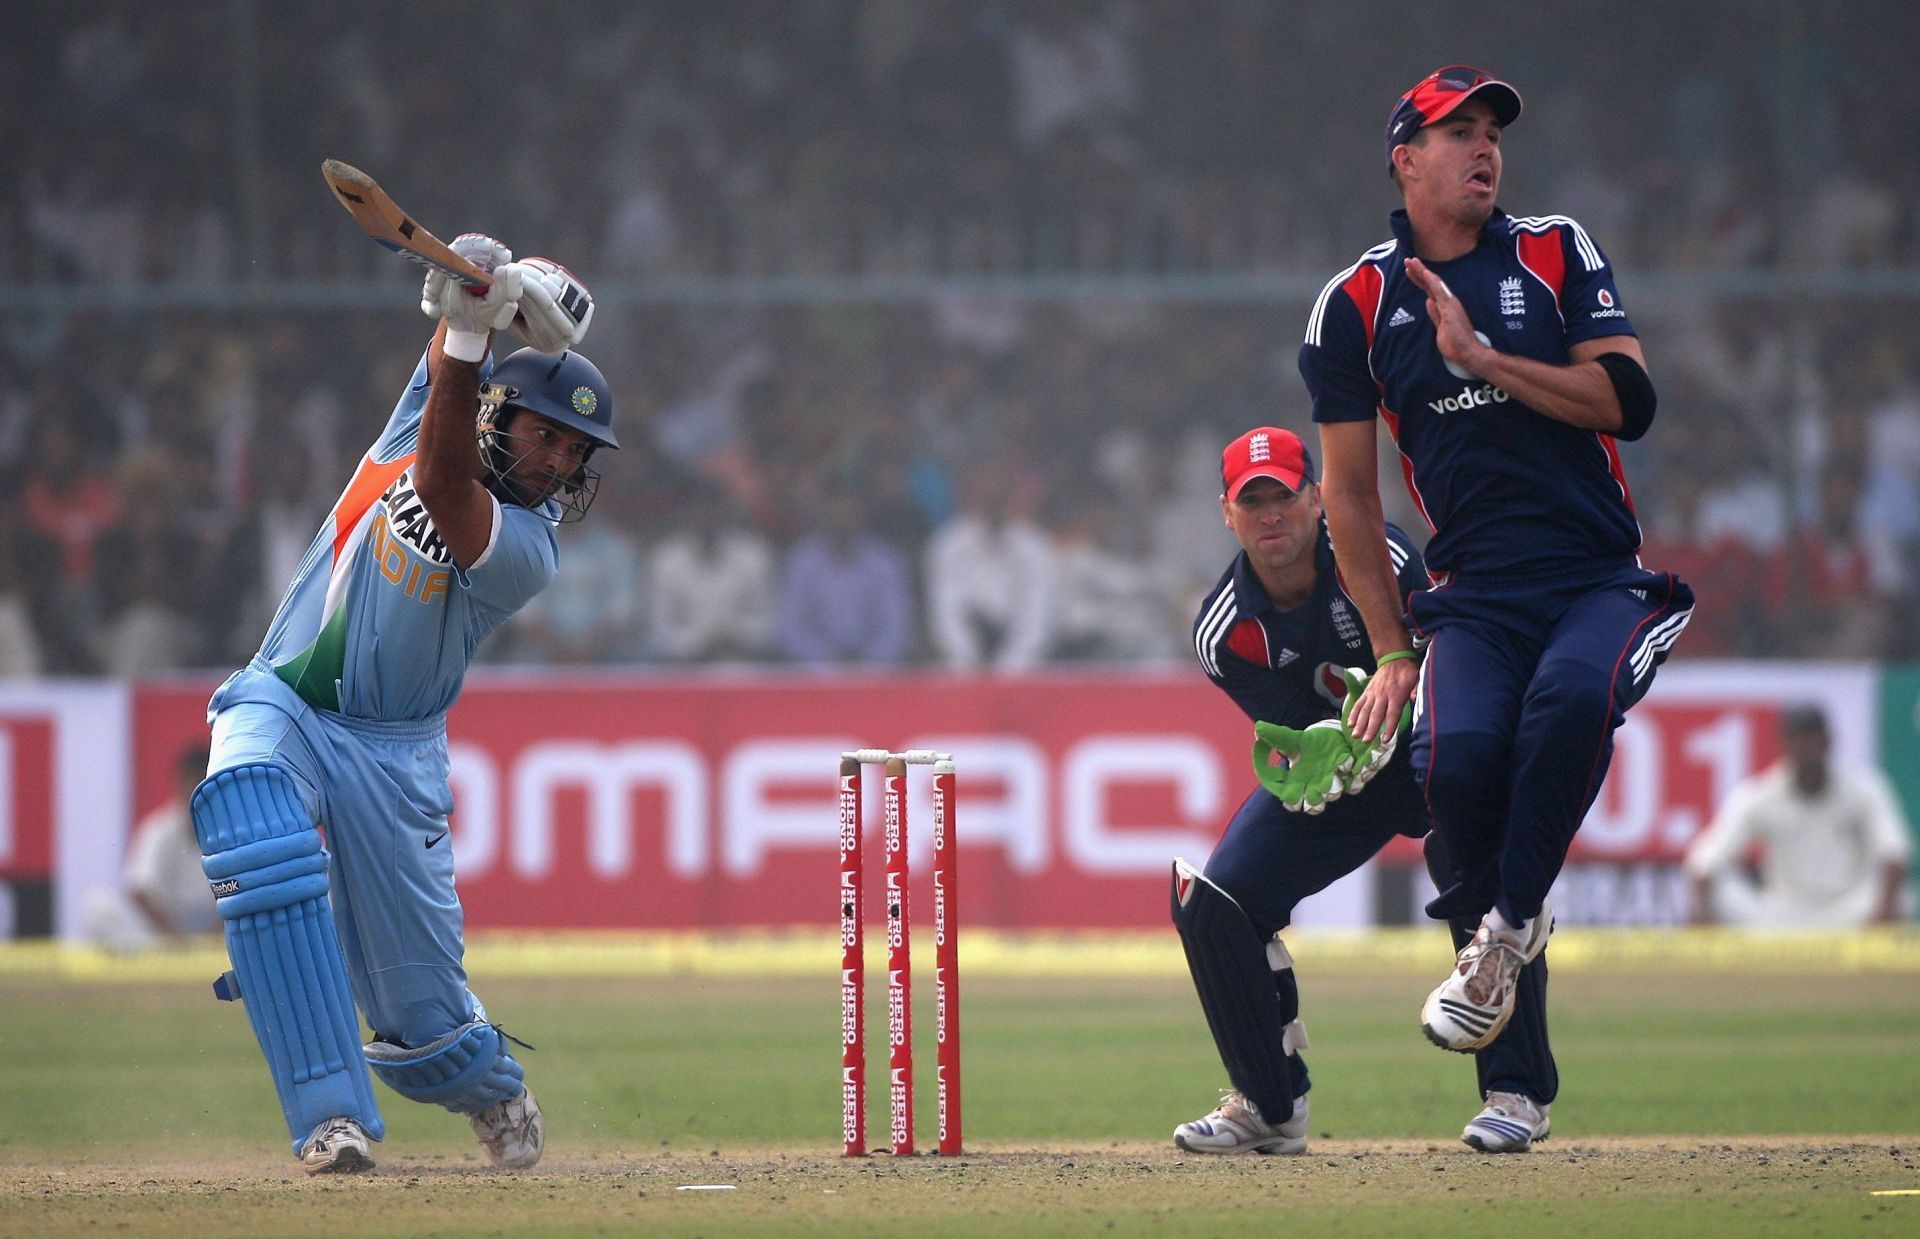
xmin=1428 ymin=381 xmax=1512 ymax=414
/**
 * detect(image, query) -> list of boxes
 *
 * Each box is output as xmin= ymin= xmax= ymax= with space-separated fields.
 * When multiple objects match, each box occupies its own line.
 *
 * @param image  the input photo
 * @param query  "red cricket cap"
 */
xmin=1385 ymin=64 xmax=1522 ymax=172
xmin=1222 ymin=427 xmax=1315 ymax=500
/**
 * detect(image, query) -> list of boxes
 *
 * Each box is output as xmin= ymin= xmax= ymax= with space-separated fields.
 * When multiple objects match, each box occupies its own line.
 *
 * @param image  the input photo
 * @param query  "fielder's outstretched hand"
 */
xmin=514 ymin=258 xmax=594 ymax=352
xmin=1403 ymin=257 xmax=1490 ymax=379
xmin=1339 ymin=666 xmax=1411 ymax=794
xmin=421 ymin=233 xmax=522 ymax=335
xmin=1253 ymin=719 xmax=1351 ymax=815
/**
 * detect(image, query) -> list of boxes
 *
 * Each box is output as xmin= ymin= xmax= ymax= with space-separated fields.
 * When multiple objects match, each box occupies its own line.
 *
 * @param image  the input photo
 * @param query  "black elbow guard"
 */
xmin=1594 ymin=351 xmax=1657 ymax=440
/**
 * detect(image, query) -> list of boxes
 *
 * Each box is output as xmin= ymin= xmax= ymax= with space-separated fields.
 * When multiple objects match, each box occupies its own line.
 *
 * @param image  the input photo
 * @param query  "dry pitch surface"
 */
xmin=6 ymin=1139 xmax=1918 ymax=1237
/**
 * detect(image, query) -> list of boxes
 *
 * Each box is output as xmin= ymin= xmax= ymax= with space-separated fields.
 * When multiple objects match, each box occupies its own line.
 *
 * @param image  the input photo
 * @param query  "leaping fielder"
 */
xmin=191 ymin=237 xmax=610 ymax=1172
xmin=1173 ymin=427 xmax=1557 ymax=1155
xmin=1302 ymin=66 xmax=1690 ymax=1138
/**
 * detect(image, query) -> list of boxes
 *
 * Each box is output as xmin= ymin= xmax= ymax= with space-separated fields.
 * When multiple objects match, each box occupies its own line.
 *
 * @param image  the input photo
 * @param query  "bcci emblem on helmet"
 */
xmin=474 ymin=347 xmax=619 ymax=523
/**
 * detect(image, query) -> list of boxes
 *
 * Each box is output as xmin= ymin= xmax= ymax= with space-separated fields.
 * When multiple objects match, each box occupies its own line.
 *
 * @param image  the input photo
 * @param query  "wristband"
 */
xmin=1374 ymin=649 xmax=1417 ymax=668
xmin=443 ymin=329 xmax=489 ymax=363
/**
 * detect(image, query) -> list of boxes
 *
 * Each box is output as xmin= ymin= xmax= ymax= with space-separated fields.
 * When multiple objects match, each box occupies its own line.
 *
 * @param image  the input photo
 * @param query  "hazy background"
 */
xmin=5 ymin=0 xmax=1918 ymax=675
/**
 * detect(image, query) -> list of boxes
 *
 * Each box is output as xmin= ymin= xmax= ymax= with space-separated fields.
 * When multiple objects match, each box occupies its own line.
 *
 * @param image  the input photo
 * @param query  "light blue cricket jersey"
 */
xmin=239 ymin=348 xmax=558 ymax=721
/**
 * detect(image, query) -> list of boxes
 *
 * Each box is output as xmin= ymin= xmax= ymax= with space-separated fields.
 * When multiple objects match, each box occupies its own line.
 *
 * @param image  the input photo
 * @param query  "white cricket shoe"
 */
xmin=1421 ymin=900 xmax=1554 ymax=1052
xmin=470 ymin=1089 xmax=544 ymax=1169
xmin=298 ymin=1116 xmax=375 ymax=1175
xmin=1172 ymin=1090 xmax=1309 ymax=1155
xmin=1462 ymin=1091 xmax=1551 ymax=1153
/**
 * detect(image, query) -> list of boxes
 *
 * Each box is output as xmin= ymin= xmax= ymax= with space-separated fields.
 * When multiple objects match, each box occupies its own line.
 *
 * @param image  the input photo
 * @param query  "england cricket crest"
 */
xmin=1500 ymin=275 xmax=1525 ymax=317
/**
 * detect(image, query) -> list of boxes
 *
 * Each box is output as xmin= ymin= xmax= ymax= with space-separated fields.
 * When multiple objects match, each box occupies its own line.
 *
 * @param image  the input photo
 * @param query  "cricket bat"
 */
xmin=320 ymin=159 xmax=493 ymax=287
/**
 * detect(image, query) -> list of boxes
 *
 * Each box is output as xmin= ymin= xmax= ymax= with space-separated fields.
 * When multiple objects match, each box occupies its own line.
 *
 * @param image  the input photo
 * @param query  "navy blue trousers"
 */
xmin=1408 ymin=560 xmax=1694 ymax=926
xmin=1204 ymin=749 xmax=1557 ymax=1103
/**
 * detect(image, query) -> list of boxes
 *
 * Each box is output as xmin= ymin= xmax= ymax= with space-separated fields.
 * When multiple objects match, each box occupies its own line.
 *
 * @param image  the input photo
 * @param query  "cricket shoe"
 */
xmin=470 ymin=1089 xmax=545 ymax=1169
xmin=1462 ymin=1091 xmax=1551 ymax=1153
xmin=299 ymin=1116 xmax=375 ymax=1175
xmin=1172 ymin=1090 xmax=1309 ymax=1155
xmin=1421 ymin=899 xmax=1554 ymax=1052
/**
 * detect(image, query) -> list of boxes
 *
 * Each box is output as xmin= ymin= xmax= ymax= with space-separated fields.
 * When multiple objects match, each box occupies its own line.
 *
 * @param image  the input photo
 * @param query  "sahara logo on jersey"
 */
xmin=369 ymin=472 xmax=453 ymax=605
xmin=381 ymin=473 xmax=453 ymax=564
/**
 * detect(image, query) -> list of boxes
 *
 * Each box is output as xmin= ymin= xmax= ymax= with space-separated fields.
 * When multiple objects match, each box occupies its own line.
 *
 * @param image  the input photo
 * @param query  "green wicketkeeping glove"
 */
xmin=1252 ymin=719 xmax=1352 ymax=815
xmin=1338 ymin=666 xmax=1413 ymax=795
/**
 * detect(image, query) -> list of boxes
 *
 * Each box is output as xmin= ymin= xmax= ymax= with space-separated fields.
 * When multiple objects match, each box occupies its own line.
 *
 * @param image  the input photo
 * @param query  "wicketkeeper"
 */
xmin=192 ymin=238 xmax=609 ymax=1172
xmin=1172 ymin=427 xmax=1556 ymax=1155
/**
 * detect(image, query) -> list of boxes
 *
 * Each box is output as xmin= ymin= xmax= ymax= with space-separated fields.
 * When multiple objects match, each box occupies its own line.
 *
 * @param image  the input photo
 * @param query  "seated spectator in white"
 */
xmin=645 ymin=493 xmax=776 ymax=663
xmin=1686 ymin=706 xmax=1912 ymax=927
xmin=776 ymin=491 xmax=914 ymax=668
xmin=84 ymin=746 xmax=218 ymax=951
xmin=926 ymin=466 xmax=1053 ymax=672
xmin=1048 ymin=496 xmax=1177 ymax=663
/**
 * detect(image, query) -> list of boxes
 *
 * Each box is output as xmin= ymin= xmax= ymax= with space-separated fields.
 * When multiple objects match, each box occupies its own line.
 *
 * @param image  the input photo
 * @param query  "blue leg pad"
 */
xmin=366 ymin=1020 xmax=526 ymax=1114
xmin=193 ymin=763 xmax=386 ymax=1155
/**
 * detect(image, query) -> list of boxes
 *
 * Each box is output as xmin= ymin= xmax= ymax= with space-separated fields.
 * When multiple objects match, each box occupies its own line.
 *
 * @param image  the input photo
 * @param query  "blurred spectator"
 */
xmin=775 ymin=489 xmax=914 ymax=668
xmin=1688 ymin=403 xmax=1791 ymax=554
xmin=644 ymin=492 xmax=776 ymax=663
xmin=83 ymin=744 xmax=218 ymax=950
xmin=1685 ymin=706 xmax=1911 ymax=927
xmin=9 ymin=2 xmax=1920 ymax=670
xmin=510 ymin=510 xmax=646 ymax=666
xmin=0 ymin=510 xmax=50 ymax=678
xmin=243 ymin=435 xmax=330 ymax=643
xmin=1150 ymin=427 xmax=1238 ymax=622
xmin=1761 ymin=462 xmax=1905 ymax=657
xmin=925 ymin=465 xmax=1053 ymax=672
xmin=93 ymin=448 xmax=205 ymax=675
xmin=1007 ymin=1 xmax=1139 ymax=157
xmin=885 ymin=2 xmax=1013 ymax=210
xmin=1048 ymin=495 xmax=1176 ymax=663
xmin=19 ymin=419 xmax=120 ymax=671
xmin=1637 ymin=460 xmax=1762 ymax=656
xmin=1861 ymin=364 xmax=1920 ymax=599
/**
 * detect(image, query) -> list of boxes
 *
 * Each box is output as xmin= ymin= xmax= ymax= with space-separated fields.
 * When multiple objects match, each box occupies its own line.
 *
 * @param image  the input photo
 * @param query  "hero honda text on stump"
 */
xmin=839 ymin=749 xmax=963 ymax=1156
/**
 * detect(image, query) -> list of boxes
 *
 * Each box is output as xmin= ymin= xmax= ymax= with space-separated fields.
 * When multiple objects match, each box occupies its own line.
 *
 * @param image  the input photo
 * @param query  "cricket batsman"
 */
xmin=191 ymin=236 xmax=610 ymax=1172
xmin=1172 ymin=427 xmax=1557 ymax=1155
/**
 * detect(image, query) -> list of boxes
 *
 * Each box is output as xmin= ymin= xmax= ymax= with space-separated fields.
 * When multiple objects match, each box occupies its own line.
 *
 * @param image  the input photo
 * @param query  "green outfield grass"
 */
xmin=4 ymin=970 xmax=1917 ymax=1156
xmin=2 ymin=941 xmax=1917 ymax=1235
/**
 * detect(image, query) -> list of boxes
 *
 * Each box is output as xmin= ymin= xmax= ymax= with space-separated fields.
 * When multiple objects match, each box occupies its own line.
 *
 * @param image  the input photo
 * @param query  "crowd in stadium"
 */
xmin=5 ymin=1 xmax=1918 ymax=674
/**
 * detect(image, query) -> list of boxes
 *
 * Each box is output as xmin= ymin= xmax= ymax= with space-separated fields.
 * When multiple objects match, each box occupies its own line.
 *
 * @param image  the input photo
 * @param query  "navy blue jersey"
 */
xmin=1299 ymin=209 xmax=1641 ymax=578
xmin=1194 ymin=520 xmax=1428 ymax=728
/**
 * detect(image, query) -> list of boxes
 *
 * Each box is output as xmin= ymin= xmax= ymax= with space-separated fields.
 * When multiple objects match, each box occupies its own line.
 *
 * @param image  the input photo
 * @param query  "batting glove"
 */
xmin=422 ymin=233 xmax=522 ymax=339
xmin=1338 ymin=666 xmax=1412 ymax=795
xmin=513 ymin=257 xmax=594 ymax=352
xmin=1252 ymin=719 xmax=1352 ymax=815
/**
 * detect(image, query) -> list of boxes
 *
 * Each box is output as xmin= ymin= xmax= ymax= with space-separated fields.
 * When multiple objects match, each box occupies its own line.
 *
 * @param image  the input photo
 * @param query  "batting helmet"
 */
xmin=480 ymin=347 xmax=618 ymax=449
xmin=477 ymin=347 xmax=618 ymax=522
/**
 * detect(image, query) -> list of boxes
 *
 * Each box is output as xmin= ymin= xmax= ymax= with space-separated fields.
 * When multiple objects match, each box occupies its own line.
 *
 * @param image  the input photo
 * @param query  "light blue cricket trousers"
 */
xmin=207 ymin=663 xmax=474 ymax=1049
